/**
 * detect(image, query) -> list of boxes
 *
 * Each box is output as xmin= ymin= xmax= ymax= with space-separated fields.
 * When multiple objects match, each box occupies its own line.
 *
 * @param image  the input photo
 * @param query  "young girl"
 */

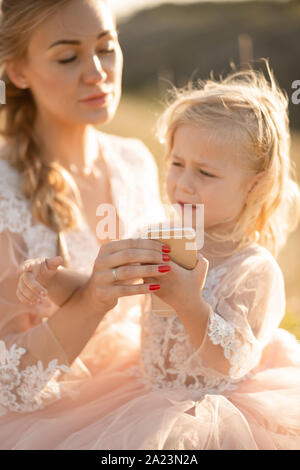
xmin=11 ymin=64 xmax=300 ymax=449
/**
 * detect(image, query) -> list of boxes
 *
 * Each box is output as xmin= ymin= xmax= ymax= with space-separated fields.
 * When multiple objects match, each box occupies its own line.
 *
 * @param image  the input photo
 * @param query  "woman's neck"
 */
xmin=34 ymin=116 xmax=100 ymax=174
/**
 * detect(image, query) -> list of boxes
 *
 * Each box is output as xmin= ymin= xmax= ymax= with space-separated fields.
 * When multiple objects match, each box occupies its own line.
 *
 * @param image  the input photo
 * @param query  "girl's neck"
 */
xmin=199 ymin=231 xmax=251 ymax=270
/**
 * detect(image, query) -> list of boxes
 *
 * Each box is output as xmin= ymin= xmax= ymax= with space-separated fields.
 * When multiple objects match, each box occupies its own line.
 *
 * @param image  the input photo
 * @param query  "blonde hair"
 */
xmin=157 ymin=60 xmax=300 ymax=259
xmin=0 ymin=0 xmax=89 ymax=267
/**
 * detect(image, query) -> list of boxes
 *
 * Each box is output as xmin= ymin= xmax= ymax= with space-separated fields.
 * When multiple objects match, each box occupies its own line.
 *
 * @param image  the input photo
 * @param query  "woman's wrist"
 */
xmin=76 ymin=282 xmax=110 ymax=319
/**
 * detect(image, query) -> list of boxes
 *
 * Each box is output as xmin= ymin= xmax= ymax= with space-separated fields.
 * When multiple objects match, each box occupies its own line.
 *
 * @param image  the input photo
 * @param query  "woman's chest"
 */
xmin=75 ymin=164 xmax=120 ymax=243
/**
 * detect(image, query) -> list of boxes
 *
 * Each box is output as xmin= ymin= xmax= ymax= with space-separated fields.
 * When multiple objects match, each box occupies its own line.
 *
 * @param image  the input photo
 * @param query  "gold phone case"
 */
xmin=145 ymin=227 xmax=198 ymax=317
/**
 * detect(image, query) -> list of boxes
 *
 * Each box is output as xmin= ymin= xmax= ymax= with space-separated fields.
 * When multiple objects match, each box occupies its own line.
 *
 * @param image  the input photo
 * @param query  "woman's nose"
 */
xmin=83 ymin=55 xmax=108 ymax=83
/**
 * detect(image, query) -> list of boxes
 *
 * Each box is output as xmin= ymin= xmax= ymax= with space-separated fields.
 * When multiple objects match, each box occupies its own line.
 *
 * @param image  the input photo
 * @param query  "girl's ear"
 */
xmin=247 ymin=171 xmax=265 ymax=196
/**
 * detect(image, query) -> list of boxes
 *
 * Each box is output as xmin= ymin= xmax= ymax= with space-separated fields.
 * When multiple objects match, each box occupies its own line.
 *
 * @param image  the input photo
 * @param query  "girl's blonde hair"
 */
xmin=157 ymin=60 xmax=300 ymax=259
xmin=0 ymin=0 xmax=93 ymax=266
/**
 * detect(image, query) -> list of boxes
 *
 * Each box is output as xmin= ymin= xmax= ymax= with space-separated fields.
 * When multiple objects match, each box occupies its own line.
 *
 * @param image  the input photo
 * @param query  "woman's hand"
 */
xmin=80 ymin=238 xmax=172 ymax=315
xmin=146 ymin=251 xmax=210 ymax=313
xmin=16 ymin=256 xmax=63 ymax=305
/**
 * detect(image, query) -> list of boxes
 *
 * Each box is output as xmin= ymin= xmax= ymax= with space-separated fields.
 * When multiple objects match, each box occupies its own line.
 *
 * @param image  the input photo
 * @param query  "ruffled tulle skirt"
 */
xmin=1 ymin=325 xmax=300 ymax=450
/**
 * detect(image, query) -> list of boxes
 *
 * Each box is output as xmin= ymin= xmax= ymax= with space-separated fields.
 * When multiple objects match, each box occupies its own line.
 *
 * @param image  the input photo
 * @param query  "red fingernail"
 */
xmin=162 ymin=254 xmax=170 ymax=262
xmin=158 ymin=265 xmax=171 ymax=273
xmin=162 ymin=245 xmax=171 ymax=253
xmin=149 ymin=284 xmax=161 ymax=291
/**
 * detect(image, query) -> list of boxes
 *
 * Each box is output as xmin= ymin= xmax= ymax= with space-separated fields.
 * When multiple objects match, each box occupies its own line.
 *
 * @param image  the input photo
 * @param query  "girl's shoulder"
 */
xmin=240 ymin=242 xmax=282 ymax=272
xmin=219 ymin=242 xmax=284 ymax=288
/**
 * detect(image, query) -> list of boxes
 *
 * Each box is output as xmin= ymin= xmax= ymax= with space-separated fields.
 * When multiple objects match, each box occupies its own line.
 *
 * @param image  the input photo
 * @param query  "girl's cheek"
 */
xmin=165 ymin=172 xmax=175 ymax=198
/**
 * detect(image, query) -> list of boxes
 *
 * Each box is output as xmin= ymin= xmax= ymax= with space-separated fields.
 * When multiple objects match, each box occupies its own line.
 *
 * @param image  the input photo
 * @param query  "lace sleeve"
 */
xmin=0 ymin=338 xmax=69 ymax=415
xmin=187 ymin=255 xmax=286 ymax=380
xmin=0 ymin=161 xmax=72 ymax=414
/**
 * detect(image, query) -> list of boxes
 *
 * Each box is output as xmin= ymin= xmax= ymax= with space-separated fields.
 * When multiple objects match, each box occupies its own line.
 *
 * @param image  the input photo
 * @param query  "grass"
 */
xmin=102 ymin=91 xmax=300 ymax=340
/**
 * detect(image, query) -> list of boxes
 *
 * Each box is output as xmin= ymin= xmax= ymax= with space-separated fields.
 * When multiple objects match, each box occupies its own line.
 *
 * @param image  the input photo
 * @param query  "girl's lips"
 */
xmin=176 ymin=202 xmax=196 ymax=209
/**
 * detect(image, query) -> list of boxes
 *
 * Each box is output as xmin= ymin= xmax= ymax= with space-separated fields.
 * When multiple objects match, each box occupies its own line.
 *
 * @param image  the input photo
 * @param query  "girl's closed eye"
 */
xmin=171 ymin=161 xmax=215 ymax=178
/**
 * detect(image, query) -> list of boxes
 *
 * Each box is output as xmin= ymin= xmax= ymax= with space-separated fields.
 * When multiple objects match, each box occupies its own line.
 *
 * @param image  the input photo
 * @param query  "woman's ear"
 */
xmin=5 ymin=60 xmax=29 ymax=89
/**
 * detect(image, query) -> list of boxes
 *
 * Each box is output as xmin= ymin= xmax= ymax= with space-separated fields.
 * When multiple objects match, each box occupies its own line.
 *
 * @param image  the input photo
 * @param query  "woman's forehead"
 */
xmin=30 ymin=0 xmax=114 ymax=47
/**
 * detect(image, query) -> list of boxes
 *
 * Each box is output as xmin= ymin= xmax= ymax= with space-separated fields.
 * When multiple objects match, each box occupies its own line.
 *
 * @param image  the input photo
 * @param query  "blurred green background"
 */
xmin=102 ymin=0 xmax=300 ymax=339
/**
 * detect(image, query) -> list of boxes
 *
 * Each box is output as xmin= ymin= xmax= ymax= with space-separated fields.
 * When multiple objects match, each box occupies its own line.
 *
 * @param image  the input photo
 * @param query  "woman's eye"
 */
xmin=58 ymin=57 xmax=77 ymax=64
xmin=99 ymin=47 xmax=115 ymax=56
xmin=58 ymin=48 xmax=115 ymax=65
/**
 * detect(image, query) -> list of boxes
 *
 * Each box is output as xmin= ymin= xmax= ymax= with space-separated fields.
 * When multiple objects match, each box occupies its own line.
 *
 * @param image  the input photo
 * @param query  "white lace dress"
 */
xmin=0 ymin=134 xmax=300 ymax=450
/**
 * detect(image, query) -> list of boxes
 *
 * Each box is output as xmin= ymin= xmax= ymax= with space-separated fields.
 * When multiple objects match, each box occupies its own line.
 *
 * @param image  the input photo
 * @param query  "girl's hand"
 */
xmin=16 ymin=256 xmax=63 ymax=305
xmin=146 ymin=252 xmax=209 ymax=313
xmin=80 ymin=238 xmax=172 ymax=315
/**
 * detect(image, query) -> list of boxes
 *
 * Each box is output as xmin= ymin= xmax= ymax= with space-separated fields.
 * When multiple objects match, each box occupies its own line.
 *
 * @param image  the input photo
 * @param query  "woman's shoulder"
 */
xmin=96 ymin=130 xmax=157 ymax=172
xmin=0 ymin=153 xmax=22 ymax=195
xmin=0 ymin=153 xmax=32 ymax=235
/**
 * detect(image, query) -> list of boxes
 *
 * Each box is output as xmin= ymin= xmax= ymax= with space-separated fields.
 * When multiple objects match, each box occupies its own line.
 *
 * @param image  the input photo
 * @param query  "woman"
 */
xmin=0 ymin=0 xmax=167 ymax=446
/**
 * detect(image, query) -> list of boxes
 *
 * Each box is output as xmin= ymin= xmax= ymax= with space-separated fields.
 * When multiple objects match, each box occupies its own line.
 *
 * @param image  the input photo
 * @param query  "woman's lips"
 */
xmin=79 ymin=92 xmax=112 ymax=106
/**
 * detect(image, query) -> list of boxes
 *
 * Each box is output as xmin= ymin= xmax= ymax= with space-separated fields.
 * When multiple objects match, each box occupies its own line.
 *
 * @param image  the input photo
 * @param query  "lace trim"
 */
xmin=0 ymin=340 xmax=70 ymax=415
xmin=126 ymin=363 xmax=240 ymax=399
xmin=0 ymin=160 xmax=32 ymax=234
xmin=207 ymin=311 xmax=252 ymax=377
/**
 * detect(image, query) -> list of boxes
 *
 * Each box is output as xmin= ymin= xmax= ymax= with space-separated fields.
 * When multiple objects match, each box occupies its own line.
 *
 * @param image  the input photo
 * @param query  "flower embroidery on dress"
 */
xmin=0 ymin=341 xmax=70 ymax=415
xmin=207 ymin=312 xmax=244 ymax=377
xmin=0 ymin=193 xmax=32 ymax=235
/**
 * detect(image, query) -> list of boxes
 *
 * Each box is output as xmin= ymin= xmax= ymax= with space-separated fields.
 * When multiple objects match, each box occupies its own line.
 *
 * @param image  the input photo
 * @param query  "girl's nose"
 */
xmin=177 ymin=172 xmax=196 ymax=194
xmin=83 ymin=55 xmax=108 ymax=83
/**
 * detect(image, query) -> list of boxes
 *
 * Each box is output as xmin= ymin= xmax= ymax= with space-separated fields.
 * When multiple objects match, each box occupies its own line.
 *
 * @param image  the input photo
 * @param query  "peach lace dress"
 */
xmin=0 ymin=132 xmax=300 ymax=450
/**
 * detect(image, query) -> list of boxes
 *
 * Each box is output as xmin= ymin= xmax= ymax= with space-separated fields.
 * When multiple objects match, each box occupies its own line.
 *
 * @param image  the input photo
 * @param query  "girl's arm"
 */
xmin=17 ymin=257 xmax=89 ymax=307
xmin=47 ymin=266 xmax=90 ymax=306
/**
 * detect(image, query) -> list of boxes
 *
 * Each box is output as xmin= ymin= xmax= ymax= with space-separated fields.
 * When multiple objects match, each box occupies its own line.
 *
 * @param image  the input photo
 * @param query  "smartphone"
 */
xmin=144 ymin=226 xmax=198 ymax=317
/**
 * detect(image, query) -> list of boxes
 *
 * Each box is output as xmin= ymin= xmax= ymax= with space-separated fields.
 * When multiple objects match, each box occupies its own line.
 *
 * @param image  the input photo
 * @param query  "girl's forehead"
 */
xmin=172 ymin=124 xmax=243 ymax=170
